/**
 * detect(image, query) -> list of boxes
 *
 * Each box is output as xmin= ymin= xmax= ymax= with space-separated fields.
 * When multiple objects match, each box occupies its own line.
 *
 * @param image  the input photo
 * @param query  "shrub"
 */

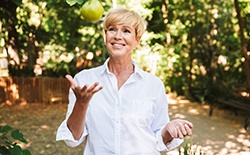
xmin=0 ymin=125 xmax=31 ymax=155
xmin=178 ymin=138 xmax=204 ymax=155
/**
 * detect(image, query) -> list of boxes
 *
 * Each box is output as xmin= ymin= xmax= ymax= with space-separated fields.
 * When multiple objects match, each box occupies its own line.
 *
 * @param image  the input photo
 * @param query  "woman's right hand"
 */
xmin=65 ymin=74 xmax=103 ymax=105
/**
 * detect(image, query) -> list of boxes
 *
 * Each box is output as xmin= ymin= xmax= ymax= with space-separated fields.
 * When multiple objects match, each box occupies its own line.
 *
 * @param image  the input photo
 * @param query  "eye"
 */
xmin=124 ymin=29 xmax=131 ymax=33
xmin=107 ymin=27 xmax=116 ymax=32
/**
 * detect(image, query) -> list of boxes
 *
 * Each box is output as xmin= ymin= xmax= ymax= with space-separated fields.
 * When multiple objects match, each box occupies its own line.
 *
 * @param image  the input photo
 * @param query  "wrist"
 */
xmin=162 ymin=126 xmax=174 ymax=145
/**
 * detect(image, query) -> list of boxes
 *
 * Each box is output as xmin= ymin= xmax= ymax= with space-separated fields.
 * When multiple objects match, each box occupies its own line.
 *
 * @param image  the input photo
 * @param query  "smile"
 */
xmin=111 ymin=43 xmax=125 ymax=46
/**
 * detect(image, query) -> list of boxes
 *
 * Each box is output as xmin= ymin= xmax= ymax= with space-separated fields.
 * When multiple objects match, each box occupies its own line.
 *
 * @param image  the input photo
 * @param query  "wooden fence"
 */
xmin=0 ymin=77 xmax=70 ymax=104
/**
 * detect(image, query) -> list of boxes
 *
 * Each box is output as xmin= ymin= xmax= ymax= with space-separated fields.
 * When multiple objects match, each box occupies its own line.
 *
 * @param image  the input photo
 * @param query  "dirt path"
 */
xmin=166 ymin=95 xmax=250 ymax=155
xmin=0 ymin=95 xmax=249 ymax=155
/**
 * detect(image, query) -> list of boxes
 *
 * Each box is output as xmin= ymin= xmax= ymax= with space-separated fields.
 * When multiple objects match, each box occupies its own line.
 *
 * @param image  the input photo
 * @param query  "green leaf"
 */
xmin=11 ymin=130 xmax=28 ymax=144
xmin=10 ymin=145 xmax=22 ymax=155
xmin=22 ymin=150 xmax=31 ymax=155
xmin=76 ymin=0 xmax=85 ymax=4
xmin=66 ymin=0 xmax=85 ymax=6
xmin=66 ymin=0 xmax=77 ymax=6
xmin=0 ymin=146 xmax=10 ymax=155
xmin=11 ymin=0 xmax=22 ymax=6
xmin=0 ymin=125 xmax=12 ymax=133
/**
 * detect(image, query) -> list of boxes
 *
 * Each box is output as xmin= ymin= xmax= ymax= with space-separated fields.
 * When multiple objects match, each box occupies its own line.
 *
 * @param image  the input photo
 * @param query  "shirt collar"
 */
xmin=100 ymin=58 xmax=144 ymax=78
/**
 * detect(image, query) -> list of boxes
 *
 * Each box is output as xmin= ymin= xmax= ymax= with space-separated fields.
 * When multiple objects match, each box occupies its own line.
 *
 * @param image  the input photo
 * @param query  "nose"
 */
xmin=114 ymin=30 xmax=122 ymax=40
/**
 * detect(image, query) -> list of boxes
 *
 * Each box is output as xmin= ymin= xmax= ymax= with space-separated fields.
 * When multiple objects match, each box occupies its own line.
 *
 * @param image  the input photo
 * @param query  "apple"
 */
xmin=80 ymin=0 xmax=104 ymax=22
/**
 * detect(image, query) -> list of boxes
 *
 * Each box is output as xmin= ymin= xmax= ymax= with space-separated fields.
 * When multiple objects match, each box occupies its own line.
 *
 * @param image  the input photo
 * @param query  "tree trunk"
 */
xmin=234 ymin=0 xmax=250 ymax=87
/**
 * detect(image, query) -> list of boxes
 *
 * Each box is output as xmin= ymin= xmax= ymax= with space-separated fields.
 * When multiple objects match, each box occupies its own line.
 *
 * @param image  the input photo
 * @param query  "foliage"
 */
xmin=66 ymin=0 xmax=85 ymax=6
xmin=0 ymin=125 xmax=31 ymax=155
xmin=1 ymin=0 xmax=249 ymax=103
xmin=141 ymin=0 xmax=249 ymax=103
xmin=178 ymin=138 xmax=204 ymax=155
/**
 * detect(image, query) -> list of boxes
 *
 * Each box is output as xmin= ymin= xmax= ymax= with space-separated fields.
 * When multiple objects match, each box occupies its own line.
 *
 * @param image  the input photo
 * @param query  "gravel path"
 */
xmin=0 ymin=95 xmax=249 ymax=155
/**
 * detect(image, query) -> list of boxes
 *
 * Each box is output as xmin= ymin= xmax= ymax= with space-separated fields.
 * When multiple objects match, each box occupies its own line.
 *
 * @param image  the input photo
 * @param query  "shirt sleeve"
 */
xmin=156 ymin=127 xmax=183 ymax=151
xmin=153 ymin=80 xmax=183 ymax=151
xmin=56 ymin=76 xmax=88 ymax=147
xmin=56 ymin=119 xmax=88 ymax=147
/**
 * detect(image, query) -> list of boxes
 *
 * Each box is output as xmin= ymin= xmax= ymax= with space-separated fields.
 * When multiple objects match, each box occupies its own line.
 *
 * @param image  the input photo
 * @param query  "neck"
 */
xmin=108 ymin=58 xmax=134 ymax=75
xmin=108 ymin=58 xmax=134 ymax=89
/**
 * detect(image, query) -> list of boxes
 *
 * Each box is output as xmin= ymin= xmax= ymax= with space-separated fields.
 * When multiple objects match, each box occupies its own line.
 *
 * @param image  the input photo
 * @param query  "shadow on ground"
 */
xmin=0 ymin=94 xmax=249 ymax=155
xmin=166 ymin=94 xmax=250 ymax=155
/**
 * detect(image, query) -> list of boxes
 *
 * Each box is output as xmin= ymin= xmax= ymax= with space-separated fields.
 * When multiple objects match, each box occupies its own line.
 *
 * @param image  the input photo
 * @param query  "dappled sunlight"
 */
xmin=167 ymin=136 xmax=250 ymax=155
xmin=188 ymin=109 xmax=200 ymax=115
xmin=210 ymin=126 xmax=216 ymax=130
xmin=235 ymin=133 xmax=250 ymax=148
xmin=0 ymin=77 xmax=69 ymax=104
xmin=173 ymin=113 xmax=186 ymax=119
xmin=40 ymin=125 xmax=50 ymax=129
xmin=167 ymin=94 xmax=191 ymax=105
xmin=166 ymin=94 xmax=250 ymax=154
xmin=178 ymin=99 xmax=190 ymax=104
xmin=1 ymin=95 xmax=249 ymax=154
xmin=241 ymin=91 xmax=250 ymax=97
xmin=168 ymin=98 xmax=178 ymax=104
xmin=18 ymin=124 xmax=52 ymax=152
xmin=170 ymin=105 xmax=179 ymax=109
xmin=50 ymin=96 xmax=63 ymax=103
xmin=0 ymin=103 xmax=71 ymax=154
xmin=10 ymin=84 xmax=19 ymax=100
xmin=202 ymin=104 xmax=210 ymax=110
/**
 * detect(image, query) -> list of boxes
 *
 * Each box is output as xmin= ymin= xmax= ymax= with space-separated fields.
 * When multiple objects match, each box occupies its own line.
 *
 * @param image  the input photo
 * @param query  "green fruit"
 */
xmin=80 ymin=0 xmax=104 ymax=22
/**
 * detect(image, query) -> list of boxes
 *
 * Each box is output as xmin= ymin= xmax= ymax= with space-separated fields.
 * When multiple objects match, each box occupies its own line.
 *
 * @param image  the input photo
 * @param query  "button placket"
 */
xmin=114 ymin=91 xmax=122 ymax=154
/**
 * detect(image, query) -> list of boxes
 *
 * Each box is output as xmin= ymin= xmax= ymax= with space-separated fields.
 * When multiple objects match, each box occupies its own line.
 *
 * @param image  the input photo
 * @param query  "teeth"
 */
xmin=112 ymin=43 xmax=124 ymax=46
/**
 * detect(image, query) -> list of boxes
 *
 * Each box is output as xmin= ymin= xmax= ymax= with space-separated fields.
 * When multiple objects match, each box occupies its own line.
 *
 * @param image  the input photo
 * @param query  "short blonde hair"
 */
xmin=103 ymin=8 xmax=147 ymax=40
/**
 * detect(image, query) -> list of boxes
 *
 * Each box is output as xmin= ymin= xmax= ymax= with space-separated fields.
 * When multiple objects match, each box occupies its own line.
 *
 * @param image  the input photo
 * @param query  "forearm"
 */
xmin=67 ymin=101 xmax=88 ymax=140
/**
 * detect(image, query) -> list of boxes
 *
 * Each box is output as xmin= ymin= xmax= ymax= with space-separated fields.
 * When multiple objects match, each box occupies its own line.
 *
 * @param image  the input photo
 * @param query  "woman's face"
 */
xmin=105 ymin=24 xmax=139 ymax=59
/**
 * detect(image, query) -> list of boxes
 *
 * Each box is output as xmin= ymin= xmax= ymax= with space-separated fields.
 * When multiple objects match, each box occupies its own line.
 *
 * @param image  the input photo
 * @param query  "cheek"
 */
xmin=104 ymin=36 xmax=110 ymax=47
xmin=130 ymin=38 xmax=139 ymax=48
xmin=105 ymin=33 xmax=112 ymax=43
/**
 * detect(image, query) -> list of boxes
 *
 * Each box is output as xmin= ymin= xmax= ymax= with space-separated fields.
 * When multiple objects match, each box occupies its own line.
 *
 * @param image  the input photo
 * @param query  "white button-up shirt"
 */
xmin=56 ymin=59 xmax=183 ymax=155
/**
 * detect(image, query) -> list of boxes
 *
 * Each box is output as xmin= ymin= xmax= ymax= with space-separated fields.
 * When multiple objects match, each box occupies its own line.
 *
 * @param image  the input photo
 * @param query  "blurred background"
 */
xmin=0 ymin=0 xmax=249 ymax=104
xmin=0 ymin=0 xmax=250 ymax=154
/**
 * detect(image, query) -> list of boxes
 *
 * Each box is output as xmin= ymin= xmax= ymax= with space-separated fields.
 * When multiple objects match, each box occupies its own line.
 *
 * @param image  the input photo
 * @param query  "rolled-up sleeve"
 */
xmin=156 ymin=127 xmax=183 ymax=151
xmin=56 ymin=119 xmax=88 ymax=147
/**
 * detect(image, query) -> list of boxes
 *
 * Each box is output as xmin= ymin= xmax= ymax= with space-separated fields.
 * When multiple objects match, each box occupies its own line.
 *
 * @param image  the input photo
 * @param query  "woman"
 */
xmin=56 ymin=8 xmax=193 ymax=155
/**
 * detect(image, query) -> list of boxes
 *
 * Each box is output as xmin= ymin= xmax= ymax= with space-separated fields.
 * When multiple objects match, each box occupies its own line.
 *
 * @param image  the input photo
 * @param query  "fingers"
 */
xmin=184 ymin=124 xmax=192 ymax=136
xmin=176 ymin=127 xmax=184 ymax=138
xmin=178 ymin=123 xmax=187 ymax=138
xmin=86 ymin=82 xmax=103 ymax=94
xmin=65 ymin=74 xmax=103 ymax=104
xmin=165 ymin=119 xmax=193 ymax=139
xmin=182 ymin=120 xmax=193 ymax=129
xmin=65 ymin=74 xmax=78 ymax=89
xmin=65 ymin=74 xmax=103 ymax=92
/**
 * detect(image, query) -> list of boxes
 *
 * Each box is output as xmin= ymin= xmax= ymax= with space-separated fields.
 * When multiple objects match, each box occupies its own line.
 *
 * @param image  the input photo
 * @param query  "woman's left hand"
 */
xmin=165 ymin=119 xmax=193 ymax=139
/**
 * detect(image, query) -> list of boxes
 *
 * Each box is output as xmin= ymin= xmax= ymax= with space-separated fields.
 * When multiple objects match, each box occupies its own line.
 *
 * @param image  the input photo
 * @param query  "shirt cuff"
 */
xmin=156 ymin=127 xmax=184 ymax=151
xmin=56 ymin=119 xmax=87 ymax=147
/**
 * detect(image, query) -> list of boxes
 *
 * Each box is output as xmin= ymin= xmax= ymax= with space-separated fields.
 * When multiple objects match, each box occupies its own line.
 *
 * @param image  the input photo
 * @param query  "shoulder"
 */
xmin=140 ymin=69 xmax=163 ymax=84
